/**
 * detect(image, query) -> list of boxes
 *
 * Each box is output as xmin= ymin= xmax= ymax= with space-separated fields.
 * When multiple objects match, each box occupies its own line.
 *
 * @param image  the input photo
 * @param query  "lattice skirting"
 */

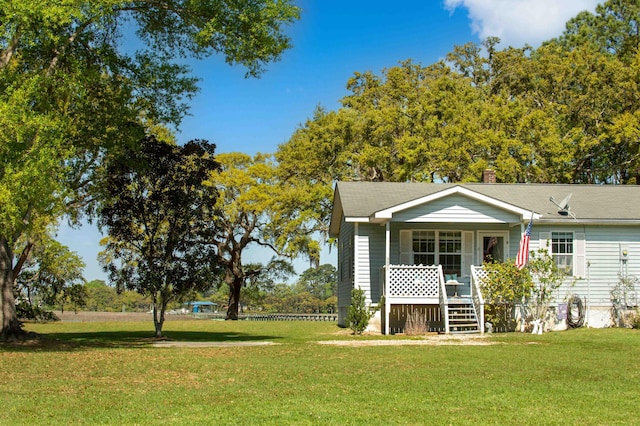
xmin=387 ymin=267 xmax=440 ymax=298
xmin=386 ymin=304 xmax=444 ymax=334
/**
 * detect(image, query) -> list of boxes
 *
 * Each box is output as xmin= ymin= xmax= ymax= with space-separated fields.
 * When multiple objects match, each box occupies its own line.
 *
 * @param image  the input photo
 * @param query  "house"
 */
xmin=329 ymin=174 xmax=640 ymax=334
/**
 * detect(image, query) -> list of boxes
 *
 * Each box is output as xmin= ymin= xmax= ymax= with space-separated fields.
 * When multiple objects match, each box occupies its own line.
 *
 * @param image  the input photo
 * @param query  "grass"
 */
xmin=1 ymin=318 xmax=639 ymax=425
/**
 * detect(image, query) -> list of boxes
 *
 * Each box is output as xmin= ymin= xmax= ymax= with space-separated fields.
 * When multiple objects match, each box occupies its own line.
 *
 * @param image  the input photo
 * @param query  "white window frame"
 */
xmin=539 ymin=231 xmax=586 ymax=278
xmin=477 ymin=231 xmax=509 ymax=263
xmin=401 ymin=229 xmax=467 ymax=276
xmin=552 ymin=231 xmax=574 ymax=275
xmin=412 ymin=230 xmax=435 ymax=266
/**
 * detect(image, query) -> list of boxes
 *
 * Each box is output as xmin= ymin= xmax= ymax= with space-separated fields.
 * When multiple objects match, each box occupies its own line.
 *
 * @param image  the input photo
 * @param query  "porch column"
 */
xmin=384 ymin=221 xmax=390 ymax=335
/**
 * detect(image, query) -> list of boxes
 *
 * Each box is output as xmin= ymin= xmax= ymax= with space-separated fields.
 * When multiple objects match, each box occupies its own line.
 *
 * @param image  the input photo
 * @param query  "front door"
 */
xmin=477 ymin=231 xmax=508 ymax=264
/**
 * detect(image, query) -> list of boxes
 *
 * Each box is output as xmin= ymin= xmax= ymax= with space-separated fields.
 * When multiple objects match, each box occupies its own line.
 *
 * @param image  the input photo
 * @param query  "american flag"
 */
xmin=515 ymin=216 xmax=533 ymax=269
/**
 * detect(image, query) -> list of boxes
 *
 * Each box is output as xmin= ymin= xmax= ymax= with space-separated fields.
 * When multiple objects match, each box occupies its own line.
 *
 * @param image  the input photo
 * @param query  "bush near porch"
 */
xmin=481 ymin=249 xmax=568 ymax=332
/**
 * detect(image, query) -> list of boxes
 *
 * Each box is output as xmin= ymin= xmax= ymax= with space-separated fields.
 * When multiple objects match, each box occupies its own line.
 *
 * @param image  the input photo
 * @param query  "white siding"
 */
xmin=338 ymin=220 xmax=386 ymax=326
xmin=355 ymin=223 xmax=386 ymax=304
xmin=581 ymin=227 xmax=640 ymax=307
xmin=392 ymin=194 xmax=520 ymax=223
xmin=529 ymin=225 xmax=640 ymax=309
xmin=354 ymin=229 xmax=370 ymax=301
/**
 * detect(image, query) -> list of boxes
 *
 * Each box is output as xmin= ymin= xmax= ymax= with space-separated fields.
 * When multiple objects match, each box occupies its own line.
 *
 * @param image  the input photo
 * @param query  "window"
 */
xmin=439 ymin=231 xmax=462 ymax=276
xmin=552 ymin=232 xmax=573 ymax=275
xmin=412 ymin=231 xmax=435 ymax=265
xmin=410 ymin=230 xmax=461 ymax=276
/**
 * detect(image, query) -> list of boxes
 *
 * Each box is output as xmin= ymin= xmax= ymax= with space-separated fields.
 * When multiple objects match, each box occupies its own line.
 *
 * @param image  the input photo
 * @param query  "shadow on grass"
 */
xmin=1 ymin=330 xmax=282 ymax=352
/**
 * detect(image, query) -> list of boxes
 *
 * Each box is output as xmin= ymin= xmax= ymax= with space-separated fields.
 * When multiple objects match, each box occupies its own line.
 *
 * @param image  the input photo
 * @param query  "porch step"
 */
xmin=447 ymin=302 xmax=480 ymax=334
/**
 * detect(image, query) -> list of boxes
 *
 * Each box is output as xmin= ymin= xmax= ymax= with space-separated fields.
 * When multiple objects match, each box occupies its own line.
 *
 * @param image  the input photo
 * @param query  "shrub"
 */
xmin=405 ymin=310 xmax=428 ymax=335
xmin=346 ymin=288 xmax=373 ymax=335
xmin=481 ymin=261 xmax=532 ymax=330
xmin=482 ymin=249 xmax=570 ymax=332
xmin=15 ymin=301 xmax=59 ymax=322
xmin=611 ymin=274 xmax=637 ymax=327
xmin=629 ymin=309 xmax=640 ymax=329
xmin=527 ymin=249 xmax=571 ymax=328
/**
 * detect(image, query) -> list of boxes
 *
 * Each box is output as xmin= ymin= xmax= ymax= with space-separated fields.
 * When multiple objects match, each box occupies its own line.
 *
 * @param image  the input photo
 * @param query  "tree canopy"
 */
xmin=97 ymin=137 xmax=221 ymax=337
xmin=204 ymin=153 xmax=297 ymax=320
xmin=276 ymin=0 xmax=640 ymax=249
xmin=0 ymin=0 xmax=299 ymax=339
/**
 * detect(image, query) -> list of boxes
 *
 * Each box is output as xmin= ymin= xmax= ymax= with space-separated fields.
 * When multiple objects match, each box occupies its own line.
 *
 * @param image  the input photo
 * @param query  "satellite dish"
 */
xmin=549 ymin=193 xmax=572 ymax=216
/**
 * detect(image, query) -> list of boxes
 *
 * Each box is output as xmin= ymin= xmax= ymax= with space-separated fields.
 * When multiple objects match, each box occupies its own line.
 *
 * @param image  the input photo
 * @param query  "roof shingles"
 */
xmin=334 ymin=181 xmax=640 ymax=221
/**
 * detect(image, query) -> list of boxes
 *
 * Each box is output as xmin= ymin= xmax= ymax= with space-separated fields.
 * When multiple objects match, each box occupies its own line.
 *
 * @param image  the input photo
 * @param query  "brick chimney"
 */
xmin=482 ymin=169 xmax=496 ymax=184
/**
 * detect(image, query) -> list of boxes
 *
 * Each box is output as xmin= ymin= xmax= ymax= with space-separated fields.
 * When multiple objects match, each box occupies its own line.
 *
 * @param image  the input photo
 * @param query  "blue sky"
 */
xmin=58 ymin=0 xmax=600 ymax=283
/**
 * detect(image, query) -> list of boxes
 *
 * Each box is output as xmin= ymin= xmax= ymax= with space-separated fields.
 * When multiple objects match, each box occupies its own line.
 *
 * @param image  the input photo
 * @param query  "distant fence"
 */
xmin=191 ymin=313 xmax=337 ymax=322
xmin=244 ymin=313 xmax=337 ymax=322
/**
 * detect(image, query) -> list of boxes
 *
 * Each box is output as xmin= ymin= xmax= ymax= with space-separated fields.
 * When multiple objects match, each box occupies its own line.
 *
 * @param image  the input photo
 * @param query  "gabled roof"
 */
xmin=329 ymin=181 xmax=640 ymax=237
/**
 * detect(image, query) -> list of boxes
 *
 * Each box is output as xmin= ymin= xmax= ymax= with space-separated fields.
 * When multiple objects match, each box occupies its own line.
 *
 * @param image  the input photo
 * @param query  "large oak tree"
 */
xmin=205 ymin=153 xmax=301 ymax=320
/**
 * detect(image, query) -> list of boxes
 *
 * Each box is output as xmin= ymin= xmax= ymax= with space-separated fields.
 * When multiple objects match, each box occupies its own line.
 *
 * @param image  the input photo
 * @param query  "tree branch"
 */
xmin=12 ymin=240 xmax=34 ymax=278
xmin=0 ymin=28 xmax=21 ymax=69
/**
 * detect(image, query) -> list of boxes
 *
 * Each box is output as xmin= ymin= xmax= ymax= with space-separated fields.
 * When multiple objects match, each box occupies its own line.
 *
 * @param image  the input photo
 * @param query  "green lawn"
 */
xmin=2 ymin=319 xmax=638 ymax=425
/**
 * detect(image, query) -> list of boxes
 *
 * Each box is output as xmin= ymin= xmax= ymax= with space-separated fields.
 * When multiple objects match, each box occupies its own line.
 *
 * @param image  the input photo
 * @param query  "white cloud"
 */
xmin=444 ymin=0 xmax=601 ymax=47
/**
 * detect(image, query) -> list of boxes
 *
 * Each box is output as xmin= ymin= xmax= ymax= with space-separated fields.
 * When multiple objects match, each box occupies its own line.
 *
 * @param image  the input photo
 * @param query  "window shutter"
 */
xmin=461 ymin=231 xmax=474 ymax=277
xmin=539 ymin=232 xmax=551 ymax=253
xmin=399 ymin=230 xmax=412 ymax=265
xmin=574 ymin=233 xmax=586 ymax=278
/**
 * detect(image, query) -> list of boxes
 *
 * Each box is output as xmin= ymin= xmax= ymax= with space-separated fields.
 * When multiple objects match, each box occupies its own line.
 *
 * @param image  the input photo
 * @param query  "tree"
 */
xmin=294 ymin=264 xmax=337 ymax=301
xmin=85 ymin=280 xmax=118 ymax=311
xmin=15 ymin=237 xmax=85 ymax=310
xmin=205 ymin=153 xmax=302 ymax=320
xmin=0 ymin=0 xmax=300 ymax=340
xmin=97 ymin=137 xmax=222 ymax=337
xmin=559 ymin=0 xmax=640 ymax=63
xmin=276 ymin=3 xmax=640 ymax=262
xmin=55 ymin=283 xmax=88 ymax=314
xmin=552 ymin=0 xmax=640 ymax=184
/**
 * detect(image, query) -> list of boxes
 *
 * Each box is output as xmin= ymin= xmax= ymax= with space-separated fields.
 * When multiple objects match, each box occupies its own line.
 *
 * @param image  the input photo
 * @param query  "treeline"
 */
xmin=274 ymin=2 xmax=640 ymax=252
xmin=277 ymin=1 xmax=640 ymax=189
xmin=29 ymin=264 xmax=338 ymax=316
xmin=239 ymin=264 xmax=338 ymax=314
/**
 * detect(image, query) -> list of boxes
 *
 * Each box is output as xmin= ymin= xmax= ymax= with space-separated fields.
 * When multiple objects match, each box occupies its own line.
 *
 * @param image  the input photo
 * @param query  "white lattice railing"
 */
xmin=470 ymin=265 xmax=487 ymax=334
xmin=386 ymin=265 xmax=441 ymax=299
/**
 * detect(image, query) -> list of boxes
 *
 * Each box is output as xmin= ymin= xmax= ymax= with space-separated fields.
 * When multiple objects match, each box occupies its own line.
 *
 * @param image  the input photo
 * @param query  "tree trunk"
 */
xmin=151 ymin=301 xmax=165 ymax=338
xmin=0 ymin=236 xmax=24 ymax=341
xmin=225 ymin=277 xmax=243 ymax=320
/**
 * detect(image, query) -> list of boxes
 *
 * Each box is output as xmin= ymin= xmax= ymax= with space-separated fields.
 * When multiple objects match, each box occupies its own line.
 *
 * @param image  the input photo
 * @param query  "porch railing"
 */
xmin=382 ymin=264 xmax=450 ymax=333
xmin=470 ymin=265 xmax=487 ymax=334
xmin=438 ymin=266 xmax=450 ymax=333
xmin=385 ymin=264 xmax=442 ymax=302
